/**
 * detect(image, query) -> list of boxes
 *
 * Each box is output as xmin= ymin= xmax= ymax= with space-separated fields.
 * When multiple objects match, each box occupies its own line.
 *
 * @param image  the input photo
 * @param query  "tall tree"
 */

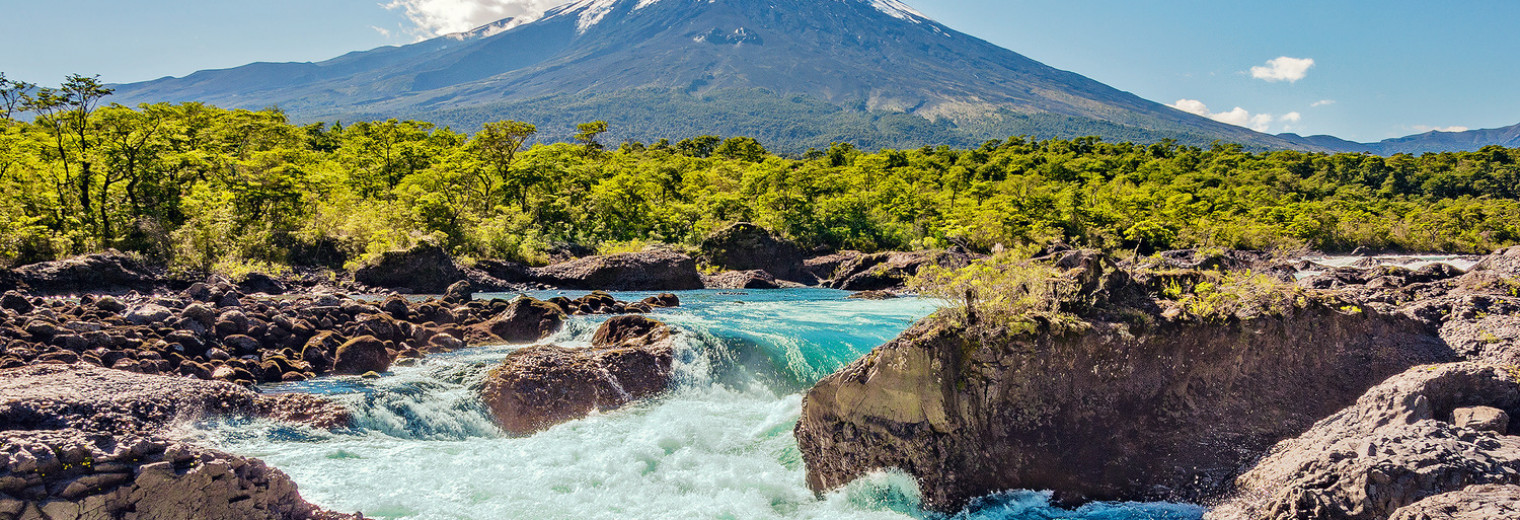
xmin=470 ymin=120 xmax=537 ymax=210
xmin=574 ymin=121 xmax=608 ymax=156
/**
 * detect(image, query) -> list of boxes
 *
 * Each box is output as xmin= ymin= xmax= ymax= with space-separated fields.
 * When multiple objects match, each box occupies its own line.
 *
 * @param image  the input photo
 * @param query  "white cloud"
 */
xmin=370 ymin=25 xmax=392 ymax=37
xmin=1251 ymin=57 xmax=1315 ymax=83
xmin=1169 ymin=99 xmax=1277 ymax=132
xmin=385 ymin=0 xmax=567 ymax=38
xmin=1279 ymin=112 xmax=1302 ymax=123
xmin=1412 ymin=125 xmax=1470 ymax=133
xmin=1311 ymin=99 xmax=1335 ymax=107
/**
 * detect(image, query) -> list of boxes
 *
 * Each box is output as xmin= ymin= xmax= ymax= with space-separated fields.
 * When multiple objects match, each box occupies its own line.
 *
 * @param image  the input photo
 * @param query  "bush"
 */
xmin=911 ymin=250 xmax=1084 ymax=331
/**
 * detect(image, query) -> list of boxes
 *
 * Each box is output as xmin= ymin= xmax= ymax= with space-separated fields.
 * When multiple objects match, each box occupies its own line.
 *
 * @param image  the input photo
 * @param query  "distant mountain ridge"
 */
xmin=1280 ymin=122 xmax=1520 ymax=155
xmin=110 ymin=0 xmax=1329 ymax=151
xmin=107 ymin=0 xmax=1512 ymax=154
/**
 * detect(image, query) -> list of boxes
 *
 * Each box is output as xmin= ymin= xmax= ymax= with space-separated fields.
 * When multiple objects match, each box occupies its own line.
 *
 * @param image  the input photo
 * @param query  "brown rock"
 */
xmin=354 ymin=242 xmax=464 ymax=293
xmin=530 ymin=249 xmax=703 ymax=291
xmin=698 ymin=222 xmax=807 ymax=282
xmin=467 ymin=297 xmax=565 ymax=344
xmin=480 ymin=316 xmax=676 ymax=435
xmin=1388 ymin=484 xmax=1520 ymax=520
xmin=331 ymin=335 xmax=391 ymax=375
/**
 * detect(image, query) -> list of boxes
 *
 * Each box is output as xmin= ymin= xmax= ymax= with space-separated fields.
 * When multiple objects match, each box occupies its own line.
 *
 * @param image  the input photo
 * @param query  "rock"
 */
xmin=253 ymin=393 xmax=352 ymax=430
xmin=223 ymin=335 xmax=262 ymax=355
xmin=182 ymin=303 xmax=217 ymax=326
xmin=124 ymin=304 xmax=174 ymax=326
xmin=641 ymin=293 xmax=680 ymax=308
xmin=847 ymin=290 xmax=897 ymax=300
xmin=354 ymin=242 xmax=464 ymax=293
xmin=443 ymin=280 xmax=474 ymax=304
xmin=802 ymin=252 xmax=861 ymax=286
xmin=0 ymin=363 xmax=305 ymax=432
xmin=1151 ymin=249 xmax=1273 ymax=272
xmin=1453 ymin=406 xmax=1511 ymax=434
xmin=704 ymin=270 xmax=783 ymax=289
xmin=331 ymin=335 xmax=391 ymax=375
xmin=0 ymin=291 xmax=33 ymax=313
xmin=1388 ymin=485 xmax=1520 ymax=520
xmin=1207 ymin=363 xmax=1520 ymax=520
xmin=93 ymin=295 xmax=126 ymax=313
xmin=0 ymin=429 xmax=357 ymax=519
xmin=467 ymin=297 xmax=566 ymax=344
xmin=480 ymin=316 xmax=677 ymax=435
xmin=531 ymin=249 xmax=704 ymax=290
xmin=12 ymin=250 xmax=160 ymax=294
xmin=1472 ymin=245 xmax=1520 ymax=276
xmin=795 ymin=252 xmax=1455 ymax=510
xmin=699 ymin=223 xmax=807 ymax=282
xmin=237 ymin=272 xmax=287 ymax=295
xmin=827 ymin=248 xmax=977 ymax=291
xmin=473 ymin=259 xmax=533 ymax=284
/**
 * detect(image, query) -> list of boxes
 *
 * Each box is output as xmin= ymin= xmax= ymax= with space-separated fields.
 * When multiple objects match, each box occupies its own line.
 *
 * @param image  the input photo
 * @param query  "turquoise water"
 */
xmin=191 ymin=289 xmax=1204 ymax=520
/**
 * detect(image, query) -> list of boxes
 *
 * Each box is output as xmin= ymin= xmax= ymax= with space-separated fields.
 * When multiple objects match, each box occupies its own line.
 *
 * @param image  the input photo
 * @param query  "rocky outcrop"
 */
xmin=704 ymin=270 xmax=784 ymax=289
xmin=331 ymin=336 xmax=391 ymax=375
xmin=466 ymin=297 xmax=566 ymax=344
xmin=802 ymin=251 xmax=860 ymax=285
xmin=1206 ymin=363 xmax=1520 ymax=520
xmin=530 ymin=249 xmax=704 ymax=290
xmin=8 ymin=251 xmax=160 ymax=295
xmin=480 ymin=315 xmax=677 ymax=435
xmin=1388 ymin=485 xmax=1520 ymax=520
xmin=0 ymin=429 xmax=356 ymax=520
xmin=795 ymin=251 xmax=1457 ymax=510
xmin=0 ymin=364 xmax=348 ymax=432
xmin=353 ymin=243 xmax=464 ymax=294
xmin=826 ymin=248 xmax=977 ymax=291
xmin=699 ymin=223 xmax=806 ymax=282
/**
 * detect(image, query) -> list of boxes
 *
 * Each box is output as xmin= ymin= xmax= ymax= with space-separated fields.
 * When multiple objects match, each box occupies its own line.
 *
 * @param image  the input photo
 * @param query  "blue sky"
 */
xmin=2 ymin=0 xmax=1516 ymax=142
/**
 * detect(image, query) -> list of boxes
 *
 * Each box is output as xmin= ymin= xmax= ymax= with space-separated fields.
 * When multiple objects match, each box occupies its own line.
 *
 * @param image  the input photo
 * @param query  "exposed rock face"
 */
xmin=704 ymin=269 xmax=784 ymax=289
xmin=480 ymin=315 xmax=677 ymax=435
xmin=826 ymin=248 xmax=977 ymax=291
xmin=467 ymin=297 xmax=566 ymax=344
xmin=353 ymin=243 xmax=464 ymax=293
xmin=795 ymin=253 xmax=1455 ymax=510
xmin=530 ymin=249 xmax=704 ymax=290
xmin=1206 ymin=363 xmax=1520 ymax=520
xmin=443 ymin=280 xmax=474 ymax=304
xmin=802 ymin=251 xmax=861 ymax=286
xmin=1388 ymin=485 xmax=1520 ymax=520
xmin=9 ymin=251 xmax=160 ymax=295
xmin=0 ymin=429 xmax=355 ymax=520
xmin=699 ymin=223 xmax=806 ymax=282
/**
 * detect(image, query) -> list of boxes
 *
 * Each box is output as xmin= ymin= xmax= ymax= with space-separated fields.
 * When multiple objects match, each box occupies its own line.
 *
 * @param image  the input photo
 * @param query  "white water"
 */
xmin=190 ymin=290 xmax=1204 ymax=520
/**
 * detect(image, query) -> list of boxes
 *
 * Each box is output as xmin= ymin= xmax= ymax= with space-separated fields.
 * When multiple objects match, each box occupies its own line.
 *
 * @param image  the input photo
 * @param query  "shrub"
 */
xmin=911 ymin=250 xmax=1084 ymax=332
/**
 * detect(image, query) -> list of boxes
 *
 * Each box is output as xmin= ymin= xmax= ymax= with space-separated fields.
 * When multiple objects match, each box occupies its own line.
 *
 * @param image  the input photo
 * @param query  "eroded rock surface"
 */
xmin=826 ymin=248 xmax=977 ymax=291
xmin=530 ymin=250 xmax=704 ymax=291
xmin=699 ymin=223 xmax=807 ymax=282
xmin=1206 ymin=363 xmax=1520 ymax=520
xmin=480 ymin=315 xmax=677 ymax=435
xmin=1388 ymin=484 xmax=1520 ymax=520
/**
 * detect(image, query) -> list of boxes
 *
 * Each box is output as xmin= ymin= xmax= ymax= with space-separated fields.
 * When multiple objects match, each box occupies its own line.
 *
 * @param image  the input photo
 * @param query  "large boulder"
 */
xmin=12 ymin=250 xmax=160 ymax=294
xmin=480 ymin=315 xmax=677 ymax=435
xmin=0 ymin=429 xmax=356 ymax=520
xmin=704 ymin=269 xmax=784 ymax=289
xmin=699 ymin=223 xmax=807 ymax=282
xmin=795 ymin=255 xmax=1455 ymax=510
xmin=467 ymin=297 xmax=566 ymax=344
xmin=530 ymin=249 xmax=703 ymax=290
xmin=1207 ymin=363 xmax=1520 ymax=520
xmin=331 ymin=335 xmax=391 ymax=375
xmin=354 ymin=242 xmax=463 ymax=293
xmin=827 ymin=248 xmax=977 ymax=291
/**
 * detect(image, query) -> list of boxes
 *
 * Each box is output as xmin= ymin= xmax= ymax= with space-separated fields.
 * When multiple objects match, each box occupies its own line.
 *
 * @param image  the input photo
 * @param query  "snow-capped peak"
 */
xmin=539 ymin=0 xmax=930 ymax=36
xmin=861 ymin=0 xmax=927 ymax=22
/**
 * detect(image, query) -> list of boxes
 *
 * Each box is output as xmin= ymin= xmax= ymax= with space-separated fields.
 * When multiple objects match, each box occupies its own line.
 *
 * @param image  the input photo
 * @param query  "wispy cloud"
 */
xmin=385 ymin=0 xmax=567 ymax=38
xmin=1311 ymin=99 xmax=1335 ymax=107
xmin=370 ymin=25 xmax=392 ymax=37
xmin=1412 ymin=125 xmax=1470 ymax=133
xmin=1250 ymin=57 xmax=1315 ymax=83
xmin=1280 ymin=112 xmax=1302 ymax=123
xmin=1170 ymin=99 xmax=1279 ymax=132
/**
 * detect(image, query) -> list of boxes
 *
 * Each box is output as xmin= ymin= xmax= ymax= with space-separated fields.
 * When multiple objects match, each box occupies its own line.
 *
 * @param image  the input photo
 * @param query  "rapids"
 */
xmin=188 ymin=289 xmax=1204 ymax=520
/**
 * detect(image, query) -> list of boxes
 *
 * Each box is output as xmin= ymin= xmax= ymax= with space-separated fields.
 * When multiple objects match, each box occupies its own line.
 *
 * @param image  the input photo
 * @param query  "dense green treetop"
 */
xmin=0 ymin=85 xmax=1516 ymax=275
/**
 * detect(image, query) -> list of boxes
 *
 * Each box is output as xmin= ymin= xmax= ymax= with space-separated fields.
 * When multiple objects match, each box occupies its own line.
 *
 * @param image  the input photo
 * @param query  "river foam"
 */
xmin=191 ymin=289 xmax=1204 ymax=520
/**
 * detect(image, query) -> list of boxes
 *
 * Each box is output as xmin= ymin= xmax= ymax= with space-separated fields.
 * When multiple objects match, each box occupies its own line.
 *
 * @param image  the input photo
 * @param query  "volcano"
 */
xmin=112 ymin=0 xmax=1321 ymax=151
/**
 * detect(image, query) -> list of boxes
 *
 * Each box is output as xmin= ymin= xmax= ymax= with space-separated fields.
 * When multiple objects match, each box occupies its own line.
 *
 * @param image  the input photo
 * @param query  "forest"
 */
xmin=1 ymin=74 xmax=1518 ymax=276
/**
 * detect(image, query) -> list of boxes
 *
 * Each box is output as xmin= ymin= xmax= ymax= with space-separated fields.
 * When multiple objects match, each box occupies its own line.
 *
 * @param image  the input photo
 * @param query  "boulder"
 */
xmin=704 ymin=269 xmax=783 ymax=289
xmin=641 ymin=293 xmax=680 ymax=308
xmin=795 ymin=253 xmax=1455 ymax=510
xmin=803 ymin=251 xmax=861 ymax=286
xmin=353 ymin=242 xmax=464 ymax=293
xmin=467 ymin=297 xmax=566 ymax=344
xmin=480 ymin=315 xmax=677 ymax=435
xmin=1207 ymin=363 xmax=1520 ymax=520
xmin=0 ymin=429 xmax=356 ymax=520
xmin=237 ymin=272 xmax=287 ymax=295
xmin=1388 ymin=485 xmax=1520 ymax=520
xmin=443 ymin=280 xmax=474 ymax=305
xmin=699 ymin=223 xmax=807 ymax=282
xmin=0 ymin=291 xmax=33 ymax=313
xmin=124 ymin=304 xmax=174 ymax=326
xmin=331 ymin=335 xmax=391 ymax=375
xmin=827 ymin=248 xmax=977 ymax=291
xmin=530 ymin=249 xmax=703 ymax=291
xmin=12 ymin=250 xmax=160 ymax=294
xmin=847 ymin=290 xmax=898 ymax=300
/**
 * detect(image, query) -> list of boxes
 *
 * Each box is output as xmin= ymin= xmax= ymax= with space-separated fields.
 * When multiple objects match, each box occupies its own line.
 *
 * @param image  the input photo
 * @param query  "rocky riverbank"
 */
xmin=796 ymin=246 xmax=1520 ymax=518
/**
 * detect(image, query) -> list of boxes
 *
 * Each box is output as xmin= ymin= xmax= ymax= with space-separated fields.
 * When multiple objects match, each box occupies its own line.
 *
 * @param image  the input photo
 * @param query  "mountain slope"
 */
xmin=112 ymin=0 xmax=1321 ymax=151
xmin=1279 ymin=122 xmax=1520 ymax=155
